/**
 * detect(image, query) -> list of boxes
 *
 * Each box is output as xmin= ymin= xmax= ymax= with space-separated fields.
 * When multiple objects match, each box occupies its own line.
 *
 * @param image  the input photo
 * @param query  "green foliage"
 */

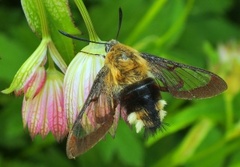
xmin=21 ymin=0 xmax=80 ymax=64
xmin=0 ymin=0 xmax=240 ymax=166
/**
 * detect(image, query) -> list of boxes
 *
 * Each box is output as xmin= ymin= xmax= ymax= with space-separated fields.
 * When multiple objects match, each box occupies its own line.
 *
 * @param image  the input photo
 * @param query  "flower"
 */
xmin=1 ymin=36 xmax=68 ymax=140
xmin=64 ymin=43 xmax=105 ymax=128
xmin=217 ymin=40 xmax=240 ymax=96
xmin=1 ymin=37 xmax=67 ymax=97
xmin=2 ymin=38 xmax=48 ymax=97
xmin=22 ymin=68 xmax=67 ymax=141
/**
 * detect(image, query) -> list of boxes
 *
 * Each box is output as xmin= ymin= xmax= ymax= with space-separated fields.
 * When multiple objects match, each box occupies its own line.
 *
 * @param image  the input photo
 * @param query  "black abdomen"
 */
xmin=120 ymin=78 xmax=164 ymax=135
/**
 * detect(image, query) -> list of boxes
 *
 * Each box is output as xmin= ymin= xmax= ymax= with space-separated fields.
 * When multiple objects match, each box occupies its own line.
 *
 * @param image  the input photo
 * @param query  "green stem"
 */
xmin=47 ymin=52 xmax=55 ymax=69
xmin=155 ymin=0 xmax=194 ymax=47
xmin=74 ymin=0 xmax=100 ymax=42
xmin=187 ymin=138 xmax=240 ymax=164
xmin=125 ymin=0 xmax=167 ymax=44
xmin=225 ymin=94 xmax=233 ymax=130
xmin=35 ymin=0 xmax=49 ymax=38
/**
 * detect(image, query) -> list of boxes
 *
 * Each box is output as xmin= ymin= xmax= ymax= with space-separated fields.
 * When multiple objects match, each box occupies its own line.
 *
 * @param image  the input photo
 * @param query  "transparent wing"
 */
xmin=141 ymin=53 xmax=227 ymax=99
xmin=66 ymin=66 xmax=116 ymax=159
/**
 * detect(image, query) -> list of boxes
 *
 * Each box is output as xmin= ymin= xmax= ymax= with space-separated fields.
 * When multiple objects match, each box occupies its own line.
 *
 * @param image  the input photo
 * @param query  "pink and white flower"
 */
xmin=2 ymin=39 xmax=48 ymax=97
xmin=22 ymin=68 xmax=67 ymax=141
xmin=64 ymin=43 xmax=105 ymax=128
xmin=2 ymin=37 xmax=68 ymax=140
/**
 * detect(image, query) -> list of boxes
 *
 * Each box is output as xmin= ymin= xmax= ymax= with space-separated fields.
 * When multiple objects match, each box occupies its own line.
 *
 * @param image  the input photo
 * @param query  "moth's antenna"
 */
xmin=59 ymin=30 xmax=106 ymax=45
xmin=116 ymin=8 xmax=123 ymax=40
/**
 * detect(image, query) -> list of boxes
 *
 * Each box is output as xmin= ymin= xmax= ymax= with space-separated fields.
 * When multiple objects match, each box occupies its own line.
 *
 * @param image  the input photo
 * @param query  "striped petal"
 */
xmin=64 ymin=43 xmax=105 ymax=128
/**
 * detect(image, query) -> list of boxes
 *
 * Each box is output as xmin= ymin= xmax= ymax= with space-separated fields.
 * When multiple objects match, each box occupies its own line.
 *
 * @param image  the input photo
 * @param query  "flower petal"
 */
xmin=64 ymin=43 xmax=105 ymax=128
xmin=22 ymin=68 xmax=67 ymax=140
xmin=2 ymin=38 xmax=48 ymax=94
xmin=24 ymin=66 xmax=46 ymax=99
xmin=47 ymin=69 xmax=68 ymax=141
xmin=48 ymin=41 xmax=67 ymax=73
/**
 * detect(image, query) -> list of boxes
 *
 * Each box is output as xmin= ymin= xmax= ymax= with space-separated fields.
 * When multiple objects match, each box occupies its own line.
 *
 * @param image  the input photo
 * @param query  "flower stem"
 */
xmin=74 ymin=0 xmax=100 ymax=42
xmin=35 ymin=0 xmax=49 ymax=38
xmin=47 ymin=52 xmax=55 ymax=69
xmin=225 ymin=94 xmax=233 ymax=130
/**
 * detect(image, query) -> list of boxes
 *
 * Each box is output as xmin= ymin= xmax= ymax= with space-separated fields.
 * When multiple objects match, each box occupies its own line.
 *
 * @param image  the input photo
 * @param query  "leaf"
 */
xmin=192 ymin=0 xmax=232 ymax=15
xmin=186 ymin=138 xmax=240 ymax=167
xmin=0 ymin=34 xmax=30 ymax=82
xmin=146 ymin=96 xmax=226 ymax=146
xmin=21 ymin=0 xmax=41 ymax=37
xmin=43 ymin=0 xmax=80 ymax=63
xmin=21 ymin=0 xmax=80 ymax=63
xmin=0 ymin=98 xmax=26 ymax=149
xmin=172 ymin=119 xmax=213 ymax=165
xmin=97 ymin=121 xmax=144 ymax=167
xmin=151 ymin=119 xmax=213 ymax=167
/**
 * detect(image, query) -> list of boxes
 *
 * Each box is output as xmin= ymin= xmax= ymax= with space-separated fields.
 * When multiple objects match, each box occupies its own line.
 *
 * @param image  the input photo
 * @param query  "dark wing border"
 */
xmin=141 ymin=53 xmax=227 ymax=99
xmin=66 ymin=66 xmax=115 ymax=158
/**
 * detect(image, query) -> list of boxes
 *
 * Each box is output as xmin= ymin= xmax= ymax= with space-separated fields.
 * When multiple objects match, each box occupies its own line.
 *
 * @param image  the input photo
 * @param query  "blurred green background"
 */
xmin=1 ymin=0 xmax=240 ymax=167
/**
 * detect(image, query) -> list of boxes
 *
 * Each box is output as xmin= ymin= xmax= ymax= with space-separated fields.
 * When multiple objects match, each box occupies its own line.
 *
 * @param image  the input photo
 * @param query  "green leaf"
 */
xmin=21 ymin=0 xmax=41 ymax=37
xmin=229 ymin=150 xmax=240 ymax=167
xmin=151 ymin=119 xmax=214 ymax=167
xmin=21 ymin=0 xmax=80 ymax=63
xmin=43 ymin=0 xmax=80 ymax=63
xmin=146 ymin=96 xmax=225 ymax=147
xmin=97 ymin=121 xmax=144 ymax=167
xmin=0 ymin=98 xmax=26 ymax=149
xmin=186 ymin=138 xmax=240 ymax=167
xmin=172 ymin=119 xmax=213 ymax=165
xmin=0 ymin=34 xmax=30 ymax=83
xmin=192 ymin=0 xmax=232 ymax=15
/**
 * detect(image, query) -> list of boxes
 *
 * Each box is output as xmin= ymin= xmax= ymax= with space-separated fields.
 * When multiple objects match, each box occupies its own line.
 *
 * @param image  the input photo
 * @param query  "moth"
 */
xmin=60 ymin=32 xmax=227 ymax=159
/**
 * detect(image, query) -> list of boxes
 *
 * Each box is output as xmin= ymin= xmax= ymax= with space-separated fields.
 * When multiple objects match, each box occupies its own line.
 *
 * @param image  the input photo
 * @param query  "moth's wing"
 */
xmin=141 ymin=53 xmax=227 ymax=99
xmin=66 ymin=66 xmax=116 ymax=159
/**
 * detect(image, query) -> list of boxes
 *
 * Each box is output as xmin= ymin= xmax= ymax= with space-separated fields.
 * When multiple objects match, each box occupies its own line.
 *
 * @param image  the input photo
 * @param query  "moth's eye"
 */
xmin=105 ymin=40 xmax=118 ymax=52
xmin=105 ymin=44 xmax=111 ymax=52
